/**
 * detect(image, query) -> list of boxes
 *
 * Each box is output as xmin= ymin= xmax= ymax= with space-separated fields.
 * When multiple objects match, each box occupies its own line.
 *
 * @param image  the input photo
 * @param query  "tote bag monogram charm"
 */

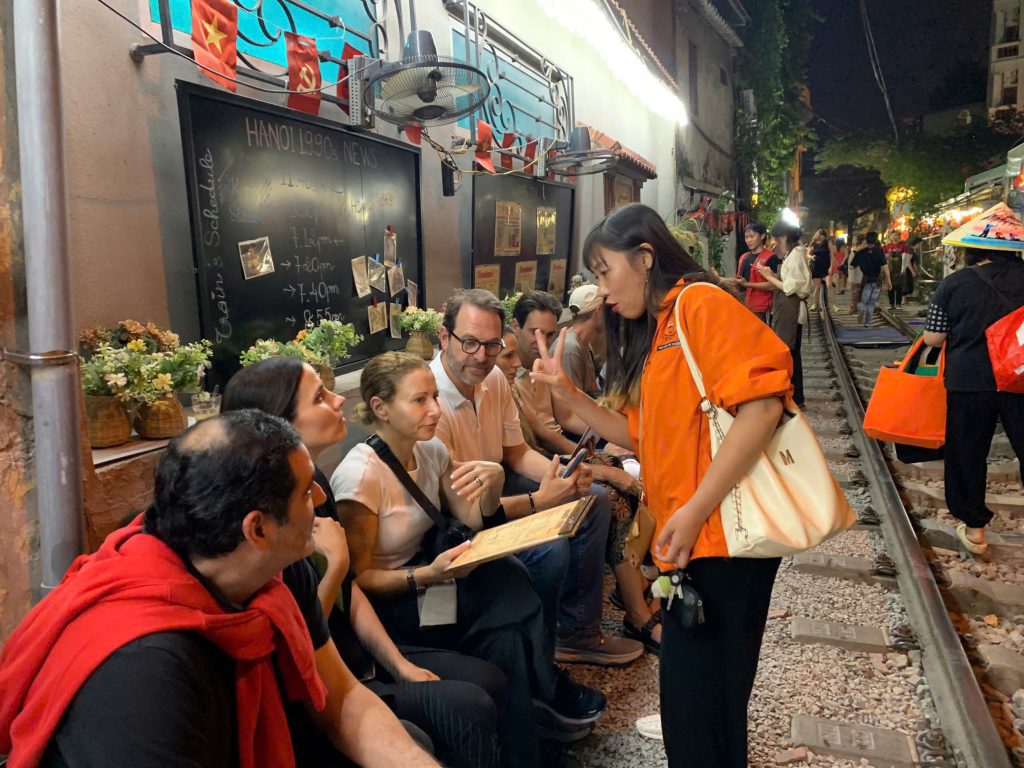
xmin=673 ymin=284 xmax=855 ymax=557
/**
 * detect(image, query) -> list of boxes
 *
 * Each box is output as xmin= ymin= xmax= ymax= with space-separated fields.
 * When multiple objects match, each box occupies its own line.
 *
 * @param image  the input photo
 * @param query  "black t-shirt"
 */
xmin=301 ymin=467 xmax=376 ymax=682
xmin=852 ymin=245 xmax=887 ymax=283
xmin=42 ymin=552 xmax=329 ymax=768
xmin=737 ymin=251 xmax=755 ymax=282
xmin=926 ymin=259 xmax=1024 ymax=391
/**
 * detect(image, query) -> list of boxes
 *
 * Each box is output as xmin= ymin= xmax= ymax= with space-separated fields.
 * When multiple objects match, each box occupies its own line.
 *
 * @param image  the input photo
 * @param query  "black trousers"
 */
xmin=790 ymin=324 xmax=804 ymax=407
xmin=369 ymin=647 xmax=506 ymax=768
xmin=659 ymin=557 xmax=780 ymax=768
xmin=944 ymin=390 xmax=1024 ymax=528
xmin=370 ymin=557 xmax=556 ymax=768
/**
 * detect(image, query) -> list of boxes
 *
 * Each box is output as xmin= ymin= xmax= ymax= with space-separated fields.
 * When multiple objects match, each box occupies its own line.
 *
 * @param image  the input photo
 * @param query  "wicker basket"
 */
xmin=315 ymin=363 xmax=337 ymax=392
xmin=405 ymin=330 xmax=435 ymax=361
xmin=84 ymin=394 xmax=132 ymax=448
xmin=134 ymin=394 xmax=188 ymax=439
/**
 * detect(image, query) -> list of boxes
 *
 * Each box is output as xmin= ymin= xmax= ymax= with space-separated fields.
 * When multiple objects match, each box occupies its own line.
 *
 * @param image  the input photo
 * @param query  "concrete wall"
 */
xmin=0 ymin=3 xmax=36 ymax=642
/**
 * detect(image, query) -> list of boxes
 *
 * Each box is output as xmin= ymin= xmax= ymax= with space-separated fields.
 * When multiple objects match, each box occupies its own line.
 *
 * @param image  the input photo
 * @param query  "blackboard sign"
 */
xmin=471 ymin=173 xmax=574 ymax=302
xmin=177 ymin=82 xmax=423 ymax=385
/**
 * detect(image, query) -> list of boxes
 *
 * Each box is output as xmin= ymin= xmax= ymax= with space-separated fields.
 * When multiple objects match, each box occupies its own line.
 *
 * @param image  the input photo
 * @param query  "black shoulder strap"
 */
xmin=972 ymin=266 xmax=1016 ymax=311
xmin=366 ymin=435 xmax=447 ymax=530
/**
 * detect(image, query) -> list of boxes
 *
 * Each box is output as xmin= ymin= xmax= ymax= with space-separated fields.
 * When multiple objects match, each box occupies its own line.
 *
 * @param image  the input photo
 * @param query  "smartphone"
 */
xmin=560 ymin=427 xmax=596 ymax=478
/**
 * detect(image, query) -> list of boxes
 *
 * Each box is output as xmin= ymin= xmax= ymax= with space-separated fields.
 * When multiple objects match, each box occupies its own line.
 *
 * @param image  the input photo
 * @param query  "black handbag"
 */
xmin=365 ymin=435 xmax=475 ymax=562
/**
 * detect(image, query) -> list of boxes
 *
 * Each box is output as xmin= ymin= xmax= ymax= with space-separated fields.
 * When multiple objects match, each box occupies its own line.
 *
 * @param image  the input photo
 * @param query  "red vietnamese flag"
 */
xmin=499 ymin=131 xmax=516 ymax=170
xmin=286 ymin=32 xmax=321 ymax=115
xmin=475 ymin=120 xmax=495 ymax=174
xmin=336 ymin=42 xmax=362 ymax=114
xmin=191 ymin=0 xmax=238 ymax=91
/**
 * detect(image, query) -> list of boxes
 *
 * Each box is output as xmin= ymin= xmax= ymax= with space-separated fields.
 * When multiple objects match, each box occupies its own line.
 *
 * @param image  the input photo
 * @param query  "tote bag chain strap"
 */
xmin=671 ymin=283 xmax=748 ymax=539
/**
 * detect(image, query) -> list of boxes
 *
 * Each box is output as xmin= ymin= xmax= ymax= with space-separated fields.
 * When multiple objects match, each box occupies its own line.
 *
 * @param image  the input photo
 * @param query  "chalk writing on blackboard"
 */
xmin=198 ymin=149 xmax=221 ymax=248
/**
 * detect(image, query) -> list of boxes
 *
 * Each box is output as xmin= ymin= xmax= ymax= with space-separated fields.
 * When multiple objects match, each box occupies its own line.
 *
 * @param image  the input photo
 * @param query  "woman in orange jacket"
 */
xmin=532 ymin=204 xmax=794 ymax=767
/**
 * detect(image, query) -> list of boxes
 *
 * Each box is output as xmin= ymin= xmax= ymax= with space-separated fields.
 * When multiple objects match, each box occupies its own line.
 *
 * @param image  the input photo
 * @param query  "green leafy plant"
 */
xmin=295 ymin=319 xmax=362 ymax=366
xmin=501 ymin=293 xmax=522 ymax=324
xmin=81 ymin=342 xmax=210 ymax=405
xmin=239 ymin=339 xmax=324 ymax=367
xmin=668 ymin=218 xmax=705 ymax=261
xmin=398 ymin=306 xmax=444 ymax=335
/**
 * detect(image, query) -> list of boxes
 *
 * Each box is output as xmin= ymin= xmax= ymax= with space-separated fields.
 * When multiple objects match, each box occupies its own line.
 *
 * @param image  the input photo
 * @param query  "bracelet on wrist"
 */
xmin=527 ymin=491 xmax=536 ymax=515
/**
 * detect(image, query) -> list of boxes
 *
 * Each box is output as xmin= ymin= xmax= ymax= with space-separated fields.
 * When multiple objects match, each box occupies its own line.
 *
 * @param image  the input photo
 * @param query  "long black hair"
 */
xmin=223 ymin=357 xmax=306 ymax=422
xmin=583 ymin=203 xmax=713 ymax=409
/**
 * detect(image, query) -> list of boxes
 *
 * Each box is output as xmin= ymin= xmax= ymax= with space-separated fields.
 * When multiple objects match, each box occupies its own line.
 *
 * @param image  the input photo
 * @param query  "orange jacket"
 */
xmin=628 ymin=280 xmax=793 ymax=567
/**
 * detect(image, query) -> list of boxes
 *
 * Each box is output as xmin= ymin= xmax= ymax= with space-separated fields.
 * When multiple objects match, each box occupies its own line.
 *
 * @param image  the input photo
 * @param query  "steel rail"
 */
xmin=877 ymin=305 xmax=920 ymax=341
xmin=818 ymin=304 xmax=1010 ymax=768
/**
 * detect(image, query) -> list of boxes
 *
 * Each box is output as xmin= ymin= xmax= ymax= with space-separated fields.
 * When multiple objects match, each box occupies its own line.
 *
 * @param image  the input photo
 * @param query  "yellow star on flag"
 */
xmin=203 ymin=15 xmax=227 ymax=54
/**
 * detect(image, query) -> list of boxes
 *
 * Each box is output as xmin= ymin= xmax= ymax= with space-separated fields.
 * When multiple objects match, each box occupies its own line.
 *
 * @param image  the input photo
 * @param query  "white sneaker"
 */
xmin=635 ymin=714 xmax=663 ymax=740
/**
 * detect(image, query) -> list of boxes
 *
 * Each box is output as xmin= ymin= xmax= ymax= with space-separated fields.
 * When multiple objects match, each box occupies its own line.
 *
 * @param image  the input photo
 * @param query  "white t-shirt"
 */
xmin=331 ymin=438 xmax=450 ymax=570
xmin=430 ymin=357 xmax=525 ymax=463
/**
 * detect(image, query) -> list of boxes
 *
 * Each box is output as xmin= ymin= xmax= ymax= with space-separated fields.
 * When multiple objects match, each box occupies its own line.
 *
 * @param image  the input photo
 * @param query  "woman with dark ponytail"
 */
xmin=532 ymin=204 xmax=794 ymax=767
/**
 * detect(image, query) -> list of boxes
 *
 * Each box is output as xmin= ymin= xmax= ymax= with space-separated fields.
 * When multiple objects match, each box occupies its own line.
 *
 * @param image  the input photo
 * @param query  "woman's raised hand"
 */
xmin=312 ymin=517 xmax=351 ymax=576
xmin=530 ymin=327 xmax=576 ymax=403
xmin=450 ymin=459 xmax=504 ymax=503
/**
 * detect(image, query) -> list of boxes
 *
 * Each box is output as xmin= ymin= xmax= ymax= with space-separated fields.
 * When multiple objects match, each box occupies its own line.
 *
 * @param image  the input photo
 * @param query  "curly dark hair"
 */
xmin=144 ymin=409 xmax=303 ymax=559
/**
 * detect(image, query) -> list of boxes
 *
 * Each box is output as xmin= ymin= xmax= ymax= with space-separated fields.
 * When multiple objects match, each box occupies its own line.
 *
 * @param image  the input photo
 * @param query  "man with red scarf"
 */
xmin=0 ymin=410 xmax=438 ymax=768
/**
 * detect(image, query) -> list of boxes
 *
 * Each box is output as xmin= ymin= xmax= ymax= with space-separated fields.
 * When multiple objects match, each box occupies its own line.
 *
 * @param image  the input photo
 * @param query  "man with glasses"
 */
xmin=430 ymin=289 xmax=642 ymax=677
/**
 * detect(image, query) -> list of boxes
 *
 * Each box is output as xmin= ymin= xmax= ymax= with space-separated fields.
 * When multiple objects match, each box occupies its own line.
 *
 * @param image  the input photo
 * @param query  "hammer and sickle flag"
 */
xmin=191 ymin=0 xmax=238 ymax=91
xmin=475 ymin=120 xmax=495 ymax=174
xmin=285 ymin=32 xmax=322 ymax=115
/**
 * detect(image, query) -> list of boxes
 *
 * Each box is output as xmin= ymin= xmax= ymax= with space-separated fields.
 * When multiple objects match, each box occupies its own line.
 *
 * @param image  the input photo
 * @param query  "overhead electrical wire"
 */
xmin=858 ymin=0 xmax=899 ymax=142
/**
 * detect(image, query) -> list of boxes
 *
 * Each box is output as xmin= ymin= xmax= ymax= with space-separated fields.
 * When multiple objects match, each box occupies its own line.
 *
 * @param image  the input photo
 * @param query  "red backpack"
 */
xmin=974 ymin=268 xmax=1024 ymax=394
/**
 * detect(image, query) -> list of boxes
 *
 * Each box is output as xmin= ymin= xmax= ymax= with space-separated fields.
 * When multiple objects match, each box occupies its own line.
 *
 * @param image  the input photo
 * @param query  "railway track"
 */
xmin=565 ymin=296 xmax=1022 ymax=768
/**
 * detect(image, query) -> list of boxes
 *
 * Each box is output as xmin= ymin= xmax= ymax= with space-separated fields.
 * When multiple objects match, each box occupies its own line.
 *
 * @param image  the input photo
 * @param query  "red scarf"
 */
xmin=0 ymin=520 xmax=327 ymax=768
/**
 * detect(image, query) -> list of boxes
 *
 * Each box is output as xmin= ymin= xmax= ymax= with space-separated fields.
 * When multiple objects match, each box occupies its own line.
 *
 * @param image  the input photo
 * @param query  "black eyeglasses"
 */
xmin=449 ymin=330 xmax=505 ymax=356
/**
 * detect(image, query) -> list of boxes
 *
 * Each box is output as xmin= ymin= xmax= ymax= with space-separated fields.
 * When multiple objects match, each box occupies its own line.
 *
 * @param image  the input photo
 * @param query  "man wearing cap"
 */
xmin=923 ymin=204 xmax=1024 ymax=556
xmin=563 ymin=284 xmax=605 ymax=400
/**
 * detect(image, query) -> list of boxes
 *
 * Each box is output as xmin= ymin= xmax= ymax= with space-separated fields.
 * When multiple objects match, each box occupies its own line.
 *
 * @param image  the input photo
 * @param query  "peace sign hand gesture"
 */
xmin=530 ymin=327 xmax=578 ymax=405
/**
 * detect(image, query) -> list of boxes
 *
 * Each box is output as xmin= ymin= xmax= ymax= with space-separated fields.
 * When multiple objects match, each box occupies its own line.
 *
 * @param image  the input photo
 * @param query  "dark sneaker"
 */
xmin=555 ymin=633 xmax=643 ymax=666
xmin=532 ymin=669 xmax=606 ymax=728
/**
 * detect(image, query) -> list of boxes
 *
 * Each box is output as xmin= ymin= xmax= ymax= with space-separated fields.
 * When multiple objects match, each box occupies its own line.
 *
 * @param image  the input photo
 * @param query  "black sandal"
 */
xmin=623 ymin=609 xmax=662 ymax=654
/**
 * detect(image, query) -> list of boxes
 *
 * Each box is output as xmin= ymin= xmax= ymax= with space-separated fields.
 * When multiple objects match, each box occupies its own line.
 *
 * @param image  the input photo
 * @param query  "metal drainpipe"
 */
xmin=12 ymin=0 xmax=83 ymax=591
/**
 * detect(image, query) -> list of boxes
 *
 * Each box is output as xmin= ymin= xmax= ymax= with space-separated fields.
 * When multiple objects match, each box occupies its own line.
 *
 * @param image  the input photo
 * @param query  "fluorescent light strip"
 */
xmin=539 ymin=0 xmax=689 ymax=125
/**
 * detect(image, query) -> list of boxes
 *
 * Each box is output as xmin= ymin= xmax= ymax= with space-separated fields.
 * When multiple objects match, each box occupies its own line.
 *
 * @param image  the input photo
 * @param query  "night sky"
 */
xmin=808 ymin=0 xmax=991 ymax=131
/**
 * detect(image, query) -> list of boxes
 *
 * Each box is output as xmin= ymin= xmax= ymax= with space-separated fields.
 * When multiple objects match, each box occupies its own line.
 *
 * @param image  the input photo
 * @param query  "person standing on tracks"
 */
xmin=848 ymin=234 xmax=866 ymax=314
xmin=808 ymin=229 xmax=832 ymax=312
xmin=852 ymin=231 xmax=889 ymax=326
xmin=923 ymin=234 xmax=1024 ymax=555
xmin=721 ymin=222 xmax=778 ymax=323
xmin=755 ymin=221 xmax=811 ymax=408
xmin=530 ymin=203 xmax=795 ymax=768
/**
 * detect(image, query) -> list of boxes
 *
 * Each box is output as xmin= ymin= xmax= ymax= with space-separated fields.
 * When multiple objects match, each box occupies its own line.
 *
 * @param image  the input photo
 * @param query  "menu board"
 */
xmin=177 ymin=82 xmax=423 ymax=384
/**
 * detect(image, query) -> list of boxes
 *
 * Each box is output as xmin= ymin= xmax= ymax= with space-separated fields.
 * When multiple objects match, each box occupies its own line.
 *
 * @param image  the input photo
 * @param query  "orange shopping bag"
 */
xmin=863 ymin=337 xmax=946 ymax=449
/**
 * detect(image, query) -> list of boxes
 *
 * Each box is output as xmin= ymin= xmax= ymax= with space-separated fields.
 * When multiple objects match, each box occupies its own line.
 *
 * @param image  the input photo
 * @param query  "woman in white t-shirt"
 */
xmin=333 ymin=352 xmax=607 ymax=767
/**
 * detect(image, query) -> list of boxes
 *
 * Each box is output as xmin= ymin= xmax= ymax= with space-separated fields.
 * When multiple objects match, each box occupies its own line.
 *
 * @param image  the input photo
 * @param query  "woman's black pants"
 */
xmin=659 ymin=557 xmax=780 ymax=768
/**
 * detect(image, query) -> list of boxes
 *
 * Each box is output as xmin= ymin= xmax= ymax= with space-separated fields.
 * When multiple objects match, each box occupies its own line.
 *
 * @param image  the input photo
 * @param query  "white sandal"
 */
xmin=635 ymin=714 xmax=663 ymax=740
xmin=956 ymin=523 xmax=988 ymax=555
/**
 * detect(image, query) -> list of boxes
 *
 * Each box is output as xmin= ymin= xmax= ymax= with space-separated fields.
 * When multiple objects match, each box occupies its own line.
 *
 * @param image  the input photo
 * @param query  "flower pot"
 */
xmin=134 ymin=394 xmax=188 ymax=439
xmin=405 ymin=330 xmax=435 ymax=361
xmin=84 ymin=394 xmax=132 ymax=448
xmin=315 ymin=363 xmax=336 ymax=392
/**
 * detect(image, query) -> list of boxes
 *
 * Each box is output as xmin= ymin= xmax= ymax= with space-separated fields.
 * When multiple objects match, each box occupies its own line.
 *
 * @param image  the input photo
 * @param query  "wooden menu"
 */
xmin=446 ymin=496 xmax=595 ymax=572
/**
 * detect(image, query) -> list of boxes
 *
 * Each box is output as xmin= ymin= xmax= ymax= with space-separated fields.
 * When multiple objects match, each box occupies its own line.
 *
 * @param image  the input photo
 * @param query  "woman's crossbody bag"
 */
xmin=671 ymin=283 xmax=856 ymax=557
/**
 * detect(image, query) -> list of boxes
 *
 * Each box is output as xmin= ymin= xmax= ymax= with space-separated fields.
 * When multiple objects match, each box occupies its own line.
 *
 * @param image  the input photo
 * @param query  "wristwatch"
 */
xmin=406 ymin=568 xmax=426 ymax=595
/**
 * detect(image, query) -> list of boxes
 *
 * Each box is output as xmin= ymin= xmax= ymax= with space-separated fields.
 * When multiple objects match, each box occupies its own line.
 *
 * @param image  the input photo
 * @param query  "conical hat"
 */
xmin=941 ymin=202 xmax=1024 ymax=251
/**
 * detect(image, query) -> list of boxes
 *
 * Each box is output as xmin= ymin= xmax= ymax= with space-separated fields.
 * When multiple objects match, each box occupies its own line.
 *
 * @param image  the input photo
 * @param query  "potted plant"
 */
xmin=132 ymin=339 xmax=213 ymax=439
xmin=398 ymin=307 xmax=444 ymax=360
xmin=79 ymin=321 xmax=212 ymax=445
xmin=295 ymin=319 xmax=362 ymax=390
xmin=80 ymin=344 xmax=150 ymax=448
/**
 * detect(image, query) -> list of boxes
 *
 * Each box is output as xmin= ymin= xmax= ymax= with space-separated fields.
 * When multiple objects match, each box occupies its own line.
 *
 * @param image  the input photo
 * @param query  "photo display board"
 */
xmin=177 ymin=82 xmax=423 ymax=384
xmin=471 ymin=173 xmax=574 ymax=302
